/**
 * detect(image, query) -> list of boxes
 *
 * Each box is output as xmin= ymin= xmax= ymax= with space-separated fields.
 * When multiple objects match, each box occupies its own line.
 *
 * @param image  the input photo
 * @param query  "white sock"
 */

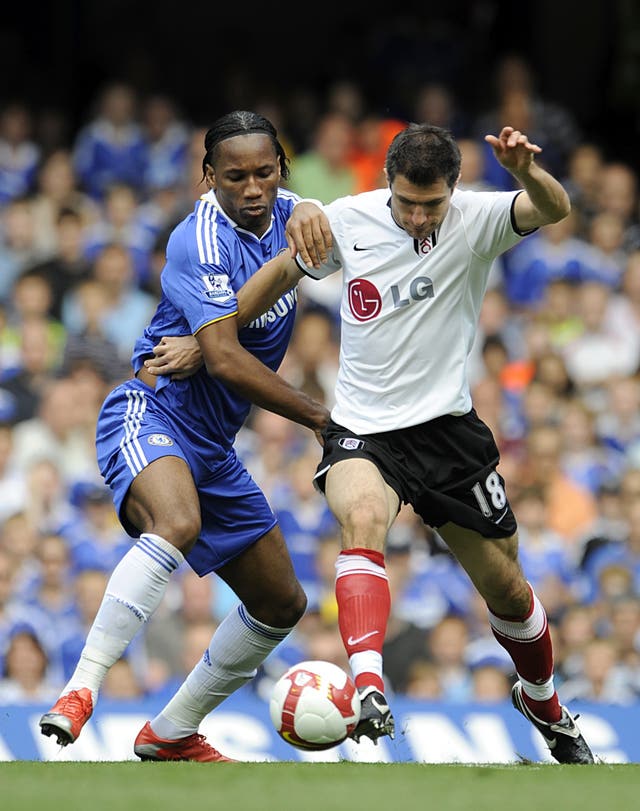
xmin=151 ymin=604 xmax=293 ymax=739
xmin=518 ymin=674 xmax=556 ymax=702
xmin=349 ymin=651 xmax=383 ymax=686
xmin=63 ymin=533 xmax=184 ymax=702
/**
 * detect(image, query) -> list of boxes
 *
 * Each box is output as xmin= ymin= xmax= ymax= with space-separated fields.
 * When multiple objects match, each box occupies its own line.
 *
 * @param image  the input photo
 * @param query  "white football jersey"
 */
xmin=303 ymin=187 xmax=526 ymax=433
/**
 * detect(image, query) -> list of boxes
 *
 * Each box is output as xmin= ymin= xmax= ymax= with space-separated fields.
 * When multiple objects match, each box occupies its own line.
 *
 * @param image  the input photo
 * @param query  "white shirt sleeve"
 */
xmin=294 ymin=251 xmax=342 ymax=280
xmin=292 ymin=196 xmax=346 ymax=279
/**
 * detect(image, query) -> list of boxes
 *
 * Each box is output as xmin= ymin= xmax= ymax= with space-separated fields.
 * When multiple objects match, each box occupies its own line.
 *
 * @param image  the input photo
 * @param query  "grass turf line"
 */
xmin=1 ymin=761 xmax=636 ymax=811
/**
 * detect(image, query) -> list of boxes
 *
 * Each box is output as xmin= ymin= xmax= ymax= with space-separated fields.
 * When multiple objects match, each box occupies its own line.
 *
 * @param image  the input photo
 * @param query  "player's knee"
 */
xmin=280 ymin=582 xmax=308 ymax=626
xmin=485 ymin=577 xmax=531 ymax=616
xmin=343 ymin=501 xmax=387 ymax=545
xmin=154 ymin=512 xmax=201 ymax=553
xmin=254 ymin=582 xmax=307 ymax=628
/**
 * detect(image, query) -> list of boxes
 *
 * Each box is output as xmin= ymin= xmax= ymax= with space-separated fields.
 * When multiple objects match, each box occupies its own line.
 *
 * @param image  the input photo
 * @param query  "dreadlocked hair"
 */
xmin=201 ymin=110 xmax=290 ymax=180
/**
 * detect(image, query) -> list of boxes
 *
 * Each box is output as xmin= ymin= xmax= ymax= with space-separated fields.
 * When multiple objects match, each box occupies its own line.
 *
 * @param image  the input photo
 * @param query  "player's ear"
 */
xmin=204 ymin=164 xmax=215 ymax=190
xmin=383 ymin=167 xmax=390 ymax=186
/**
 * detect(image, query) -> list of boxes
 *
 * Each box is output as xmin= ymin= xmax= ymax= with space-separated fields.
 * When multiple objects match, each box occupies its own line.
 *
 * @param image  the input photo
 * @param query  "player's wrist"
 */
xmin=294 ymin=197 xmax=324 ymax=209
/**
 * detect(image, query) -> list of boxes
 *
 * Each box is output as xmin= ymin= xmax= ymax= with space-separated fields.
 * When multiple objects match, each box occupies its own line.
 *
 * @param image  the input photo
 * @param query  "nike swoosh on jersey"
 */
xmin=346 ymin=630 xmax=380 ymax=645
xmin=353 ymin=244 xmax=373 ymax=251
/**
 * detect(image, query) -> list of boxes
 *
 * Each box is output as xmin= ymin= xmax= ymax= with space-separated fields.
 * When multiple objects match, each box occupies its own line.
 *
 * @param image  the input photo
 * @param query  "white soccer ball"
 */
xmin=269 ymin=660 xmax=361 ymax=750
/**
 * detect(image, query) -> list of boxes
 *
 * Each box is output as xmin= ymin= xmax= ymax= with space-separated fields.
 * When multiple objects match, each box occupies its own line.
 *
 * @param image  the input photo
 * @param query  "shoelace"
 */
xmin=184 ymin=734 xmax=221 ymax=753
xmin=57 ymin=692 xmax=91 ymax=713
xmin=555 ymin=709 xmax=578 ymax=728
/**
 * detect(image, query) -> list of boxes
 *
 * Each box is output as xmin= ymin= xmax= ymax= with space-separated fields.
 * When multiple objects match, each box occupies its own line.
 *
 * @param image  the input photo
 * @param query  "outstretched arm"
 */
xmin=236 ymin=248 xmax=303 ymax=326
xmin=484 ymin=126 xmax=571 ymax=232
xmin=145 ymin=249 xmax=305 ymax=379
xmin=197 ymin=314 xmax=329 ymax=443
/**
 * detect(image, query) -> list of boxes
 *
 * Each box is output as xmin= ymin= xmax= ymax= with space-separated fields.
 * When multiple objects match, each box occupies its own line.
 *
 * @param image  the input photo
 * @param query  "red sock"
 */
xmin=521 ymin=691 xmax=562 ymax=723
xmin=488 ymin=586 xmax=562 ymax=722
xmin=335 ymin=548 xmax=389 ymax=692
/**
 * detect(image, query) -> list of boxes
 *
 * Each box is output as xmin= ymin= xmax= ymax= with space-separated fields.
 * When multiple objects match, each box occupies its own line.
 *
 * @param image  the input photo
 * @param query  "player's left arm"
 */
xmin=236 ymin=248 xmax=304 ymax=323
xmin=484 ymin=126 xmax=571 ymax=232
xmin=146 ymin=201 xmax=335 ymax=380
xmin=145 ymin=248 xmax=304 ymax=379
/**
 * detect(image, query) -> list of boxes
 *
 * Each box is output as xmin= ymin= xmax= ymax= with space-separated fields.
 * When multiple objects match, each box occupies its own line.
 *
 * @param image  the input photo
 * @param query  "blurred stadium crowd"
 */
xmin=1 ymin=51 xmax=640 ymax=712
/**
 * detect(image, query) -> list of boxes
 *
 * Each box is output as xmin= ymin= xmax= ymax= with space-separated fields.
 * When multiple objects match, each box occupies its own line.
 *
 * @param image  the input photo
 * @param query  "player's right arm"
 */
xmin=240 ymin=196 xmax=342 ymax=304
xmin=195 ymin=314 xmax=329 ymax=437
xmin=155 ymin=227 xmax=330 ymax=436
xmin=146 ymin=201 xmax=340 ymax=380
xmin=146 ymin=198 xmax=338 ymax=380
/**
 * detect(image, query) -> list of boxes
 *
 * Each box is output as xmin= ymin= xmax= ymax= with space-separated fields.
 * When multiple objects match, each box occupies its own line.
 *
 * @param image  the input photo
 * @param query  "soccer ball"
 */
xmin=269 ymin=660 xmax=361 ymax=750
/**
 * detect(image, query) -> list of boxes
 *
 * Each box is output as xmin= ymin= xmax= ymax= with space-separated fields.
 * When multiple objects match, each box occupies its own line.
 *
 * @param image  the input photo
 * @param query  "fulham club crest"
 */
xmin=415 ymin=235 xmax=433 ymax=255
xmin=338 ymin=437 xmax=365 ymax=451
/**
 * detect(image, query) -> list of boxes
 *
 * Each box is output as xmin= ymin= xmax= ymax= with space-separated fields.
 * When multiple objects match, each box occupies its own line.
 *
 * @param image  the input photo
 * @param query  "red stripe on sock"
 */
xmin=339 ymin=547 xmax=385 ymax=568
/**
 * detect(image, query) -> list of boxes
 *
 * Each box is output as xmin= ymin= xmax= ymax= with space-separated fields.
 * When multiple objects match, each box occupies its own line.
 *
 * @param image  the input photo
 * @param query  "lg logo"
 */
xmin=391 ymin=276 xmax=434 ymax=309
xmin=348 ymin=276 xmax=435 ymax=320
xmin=348 ymin=279 xmax=382 ymax=321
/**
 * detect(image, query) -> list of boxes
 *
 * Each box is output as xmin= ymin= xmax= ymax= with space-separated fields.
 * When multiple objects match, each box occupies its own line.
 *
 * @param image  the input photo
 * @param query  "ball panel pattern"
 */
xmin=269 ymin=660 xmax=361 ymax=750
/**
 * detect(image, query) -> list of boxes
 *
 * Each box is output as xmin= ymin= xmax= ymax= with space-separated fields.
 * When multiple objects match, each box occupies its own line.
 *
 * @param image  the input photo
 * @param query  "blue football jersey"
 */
xmin=130 ymin=188 xmax=301 ymax=448
xmin=73 ymin=121 xmax=147 ymax=200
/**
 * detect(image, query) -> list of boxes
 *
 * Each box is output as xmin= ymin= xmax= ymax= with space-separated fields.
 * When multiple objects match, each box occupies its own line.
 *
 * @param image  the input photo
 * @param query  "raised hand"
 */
xmin=484 ymin=126 xmax=542 ymax=175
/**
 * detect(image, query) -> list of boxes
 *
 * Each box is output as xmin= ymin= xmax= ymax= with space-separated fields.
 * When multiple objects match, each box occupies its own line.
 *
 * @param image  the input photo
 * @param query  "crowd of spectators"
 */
xmin=1 ymin=54 xmax=640 ymax=711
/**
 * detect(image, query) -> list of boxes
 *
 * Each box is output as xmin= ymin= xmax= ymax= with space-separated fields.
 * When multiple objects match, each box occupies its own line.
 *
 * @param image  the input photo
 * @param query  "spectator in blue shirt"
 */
xmin=72 ymin=83 xmax=146 ymax=201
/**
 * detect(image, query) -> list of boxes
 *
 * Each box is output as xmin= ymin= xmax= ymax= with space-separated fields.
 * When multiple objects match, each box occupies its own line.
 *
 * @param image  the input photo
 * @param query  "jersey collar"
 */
xmin=386 ymin=195 xmax=440 ymax=245
xmin=200 ymin=189 xmax=275 ymax=241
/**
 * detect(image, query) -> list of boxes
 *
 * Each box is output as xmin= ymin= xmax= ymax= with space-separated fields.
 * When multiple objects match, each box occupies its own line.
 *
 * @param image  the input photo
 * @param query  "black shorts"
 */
xmin=314 ymin=410 xmax=517 ymax=539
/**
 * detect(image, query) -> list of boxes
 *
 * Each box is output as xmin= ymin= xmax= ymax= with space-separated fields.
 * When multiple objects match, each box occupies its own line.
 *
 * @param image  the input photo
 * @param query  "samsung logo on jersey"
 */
xmin=246 ymin=289 xmax=297 ymax=328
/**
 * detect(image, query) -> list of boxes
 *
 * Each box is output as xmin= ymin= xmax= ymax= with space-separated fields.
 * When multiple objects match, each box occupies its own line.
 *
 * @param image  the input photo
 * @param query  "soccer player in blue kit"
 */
xmin=39 ymin=111 xmax=330 ymax=762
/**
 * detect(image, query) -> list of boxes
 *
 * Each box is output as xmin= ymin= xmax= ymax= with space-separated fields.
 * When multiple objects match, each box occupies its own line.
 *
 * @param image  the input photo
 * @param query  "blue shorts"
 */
xmin=96 ymin=379 xmax=277 ymax=576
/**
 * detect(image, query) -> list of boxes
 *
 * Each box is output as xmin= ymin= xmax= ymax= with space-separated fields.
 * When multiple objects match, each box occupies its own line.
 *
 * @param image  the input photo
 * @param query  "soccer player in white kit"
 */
xmin=279 ymin=123 xmax=594 ymax=763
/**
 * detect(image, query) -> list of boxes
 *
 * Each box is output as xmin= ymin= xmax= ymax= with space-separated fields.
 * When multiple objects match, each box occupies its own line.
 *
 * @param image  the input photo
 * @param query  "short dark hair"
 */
xmin=202 ymin=110 xmax=290 ymax=180
xmin=385 ymin=123 xmax=461 ymax=189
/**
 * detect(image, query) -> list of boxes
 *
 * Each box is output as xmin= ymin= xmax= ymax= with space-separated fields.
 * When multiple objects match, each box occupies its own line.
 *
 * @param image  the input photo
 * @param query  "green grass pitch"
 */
xmin=1 ymin=761 xmax=638 ymax=811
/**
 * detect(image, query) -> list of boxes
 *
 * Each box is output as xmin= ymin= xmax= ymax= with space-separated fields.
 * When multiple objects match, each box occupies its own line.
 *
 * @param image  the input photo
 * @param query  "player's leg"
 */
xmin=220 ymin=523 xmax=307 ymax=626
xmin=325 ymin=458 xmax=397 ymax=690
xmin=135 ymin=462 xmax=305 ymax=760
xmin=439 ymin=523 xmax=594 ymax=763
xmin=40 ymin=384 xmax=200 ymax=746
xmin=324 ymin=457 xmax=399 ymax=742
xmin=438 ymin=523 xmax=554 ymax=697
xmin=145 ymin=522 xmax=307 ymax=738
xmin=136 ymin=524 xmax=304 ymax=761
xmin=40 ymin=456 xmax=200 ymax=745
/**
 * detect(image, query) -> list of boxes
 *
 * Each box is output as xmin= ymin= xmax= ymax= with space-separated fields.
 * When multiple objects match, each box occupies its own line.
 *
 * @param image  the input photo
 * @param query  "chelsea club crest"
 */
xmin=147 ymin=434 xmax=174 ymax=446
